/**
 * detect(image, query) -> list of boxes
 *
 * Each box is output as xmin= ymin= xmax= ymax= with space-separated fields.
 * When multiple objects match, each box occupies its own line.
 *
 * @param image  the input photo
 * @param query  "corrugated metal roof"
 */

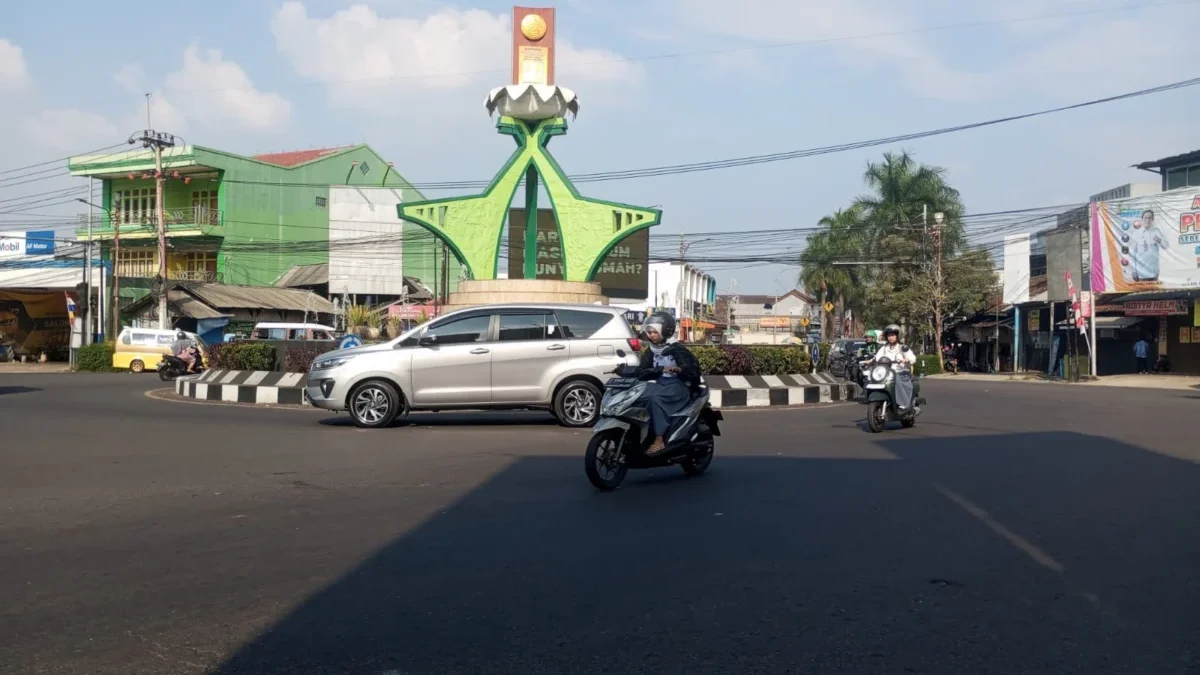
xmin=1135 ymin=149 xmax=1200 ymax=171
xmin=171 ymin=292 xmax=231 ymax=319
xmin=182 ymin=282 xmax=336 ymax=314
xmin=276 ymin=263 xmax=329 ymax=288
xmin=1117 ymin=289 xmax=1200 ymax=302
xmin=253 ymin=147 xmax=354 ymax=167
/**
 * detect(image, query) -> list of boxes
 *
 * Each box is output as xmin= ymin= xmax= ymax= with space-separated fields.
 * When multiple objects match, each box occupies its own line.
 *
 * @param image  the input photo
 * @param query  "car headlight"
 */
xmin=601 ymin=387 xmax=641 ymax=415
xmin=312 ymin=354 xmax=355 ymax=371
xmin=871 ymin=365 xmax=888 ymax=382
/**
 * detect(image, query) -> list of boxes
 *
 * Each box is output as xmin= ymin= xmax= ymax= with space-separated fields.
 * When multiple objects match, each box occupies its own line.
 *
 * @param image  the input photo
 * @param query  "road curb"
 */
xmin=704 ymin=374 xmax=859 ymax=408
xmin=172 ymin=370 xmax=857 ymax=409
xmin=175 ymin=369 xmax=309 ymax=405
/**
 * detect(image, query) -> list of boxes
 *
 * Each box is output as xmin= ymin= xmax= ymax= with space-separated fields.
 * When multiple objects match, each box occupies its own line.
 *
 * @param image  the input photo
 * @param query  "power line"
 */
xmin=209 ymin=74 xmax=1200 ymax=192
xmin=167 ymin=0 xmax=1197 ymax=94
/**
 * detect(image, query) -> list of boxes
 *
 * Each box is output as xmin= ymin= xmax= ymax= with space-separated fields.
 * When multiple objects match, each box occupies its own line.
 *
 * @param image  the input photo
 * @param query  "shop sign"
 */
xmin=1124 ymin=299 xmax=1189 ymax=316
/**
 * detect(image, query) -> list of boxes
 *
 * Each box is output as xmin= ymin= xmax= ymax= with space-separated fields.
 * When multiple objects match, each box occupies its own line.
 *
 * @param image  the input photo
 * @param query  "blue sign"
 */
xmin=24 ymin=231 xmax=55 ymax=256
xmin=623 ymin=310 xmax=646 ymax=325
xmin=338 ymin=335 xmax=363 ymax=350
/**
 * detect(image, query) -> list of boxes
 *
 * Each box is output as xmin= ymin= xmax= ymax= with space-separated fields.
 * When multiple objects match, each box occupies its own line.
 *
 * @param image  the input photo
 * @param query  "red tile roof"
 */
xmin=252 ymin=146 xmax=354 ymax=167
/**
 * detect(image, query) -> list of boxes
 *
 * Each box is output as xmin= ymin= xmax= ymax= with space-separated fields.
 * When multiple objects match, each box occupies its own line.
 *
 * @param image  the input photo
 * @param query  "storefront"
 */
xmin=1113 ymin=294 xmax=1200 ymax=374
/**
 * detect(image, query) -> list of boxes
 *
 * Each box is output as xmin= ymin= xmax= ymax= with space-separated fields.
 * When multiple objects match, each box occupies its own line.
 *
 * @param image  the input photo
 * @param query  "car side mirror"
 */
xmin=418 ymin=335 xmax=438 ymax=347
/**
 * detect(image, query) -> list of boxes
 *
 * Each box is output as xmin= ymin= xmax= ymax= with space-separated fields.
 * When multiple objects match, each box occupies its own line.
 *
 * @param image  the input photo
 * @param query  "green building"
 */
xmin=69 ymin=144 xmax=454 ymax=321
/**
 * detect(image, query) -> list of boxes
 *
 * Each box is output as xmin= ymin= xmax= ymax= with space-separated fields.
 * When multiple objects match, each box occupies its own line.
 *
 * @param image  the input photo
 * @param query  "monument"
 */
xmin=397 ymin=6 xmax=662 ymax=308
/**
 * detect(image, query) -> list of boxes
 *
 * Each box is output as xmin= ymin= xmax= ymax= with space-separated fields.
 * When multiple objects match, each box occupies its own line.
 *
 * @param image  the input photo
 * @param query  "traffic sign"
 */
xmin=799 ymin=317 xmax=811 ymax=327
xmin=338 ymin=335 xmax=364 ymax=350
xmin=823 ymin=302 xmax=834 ymax=313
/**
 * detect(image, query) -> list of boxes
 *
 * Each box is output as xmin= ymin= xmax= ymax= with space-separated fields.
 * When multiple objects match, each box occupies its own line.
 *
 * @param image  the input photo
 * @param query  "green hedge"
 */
xmin=205 ymin=342 xmax=275 ymax=371
xmin=690 ymin=345 xmax=813 ymax=376
xmin=76 ymin=342 xmax=115 ymax=372
xmin=915 ymin=354 xmax=942 ymax=376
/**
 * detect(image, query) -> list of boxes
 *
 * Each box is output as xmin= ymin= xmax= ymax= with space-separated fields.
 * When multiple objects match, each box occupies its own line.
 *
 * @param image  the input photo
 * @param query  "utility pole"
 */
xmin=932 ymin=211 xmax=945 ymax=371
xmin=85 ymin=181 xmax=94 ymax=345
xmin=132 ymin=129 xmax=177 ymax=329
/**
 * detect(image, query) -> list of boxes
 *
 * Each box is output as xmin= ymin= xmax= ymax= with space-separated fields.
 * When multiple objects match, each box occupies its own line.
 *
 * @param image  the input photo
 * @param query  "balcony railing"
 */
xmin=170 ymin=270 xmax=219 ymax=282
xmin=77 ymin=207 xmax=224 ymax=238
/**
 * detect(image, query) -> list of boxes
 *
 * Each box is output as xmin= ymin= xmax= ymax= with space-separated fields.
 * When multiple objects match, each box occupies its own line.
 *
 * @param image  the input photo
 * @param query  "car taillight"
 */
xmin=627 ymin=337 xmax=642 ymax=352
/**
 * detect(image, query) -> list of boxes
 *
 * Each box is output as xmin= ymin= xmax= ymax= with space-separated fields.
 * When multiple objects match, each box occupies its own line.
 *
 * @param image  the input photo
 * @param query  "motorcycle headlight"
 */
xmin=601 ymin=387 xmax=641 ymax=415
xmin=871 ymin=365 xmax=888 ymax=382
xmin=312 ymin=354 xmax=355 ymax=371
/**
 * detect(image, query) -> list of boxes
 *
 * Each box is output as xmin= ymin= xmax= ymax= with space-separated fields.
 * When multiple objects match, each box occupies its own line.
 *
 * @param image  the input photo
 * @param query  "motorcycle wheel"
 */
xmin=585 ymin=430 xmax=627 ymax=491
xmin=159 ymin=368 xmax=173 ymax=382
xmin=681 ymin=441 xmax=714 ymax=477
xmin=866 ymin=401 xmax=887 ymax=433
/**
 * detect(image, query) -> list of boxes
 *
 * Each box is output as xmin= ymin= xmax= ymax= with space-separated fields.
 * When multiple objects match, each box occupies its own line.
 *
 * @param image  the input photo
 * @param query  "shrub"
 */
xmin=915 ymin=354 xmax=942 ymax=376
xmin=817 ymin=342 xmax=832 ymax=372
xmin=748 ymin=345 xmax=813 ymax=376
xmin=76 ymin=342 xmax=115 ymax=372
xmin=718 ymin=344 xmax=753 ymax=376
xmin=691 ymin=345 xmax=726 ymax=375
xmin=283 ymin=344 xmax=323 ymax=373
xmin=205 ymin=342 xmax=275 ymax=371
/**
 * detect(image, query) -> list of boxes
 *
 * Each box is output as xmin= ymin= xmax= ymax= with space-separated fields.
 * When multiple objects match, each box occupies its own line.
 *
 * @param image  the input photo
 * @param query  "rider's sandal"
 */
xmin=646 ymin=440 xmax=666 ymax=456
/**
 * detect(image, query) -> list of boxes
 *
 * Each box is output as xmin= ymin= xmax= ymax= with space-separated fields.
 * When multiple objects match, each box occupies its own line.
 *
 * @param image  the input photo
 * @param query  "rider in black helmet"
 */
xmin=626 ymin=311 xmax=701 ymax=454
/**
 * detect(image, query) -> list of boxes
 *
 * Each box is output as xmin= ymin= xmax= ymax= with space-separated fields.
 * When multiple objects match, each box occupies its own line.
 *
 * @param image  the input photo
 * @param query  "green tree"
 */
xmin=800 ymin=206 xmax=865 ymax=339
xmin=800 ymin=151 xmax=996 ymax=369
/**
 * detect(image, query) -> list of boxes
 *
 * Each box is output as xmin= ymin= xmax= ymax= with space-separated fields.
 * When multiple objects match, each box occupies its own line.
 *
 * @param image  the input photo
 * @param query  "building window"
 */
xmin=1165 ymin=164 xmax=1200 ymax=190
xmin=192 ymin=190 xmax=219 ymax=225
xmin=117 ymin=249 xmax=157 ymax=278
xmin=315 ymin=196 xmax=327 ymax=207
xmin=112 ymin=188 xmax=156 ymax=225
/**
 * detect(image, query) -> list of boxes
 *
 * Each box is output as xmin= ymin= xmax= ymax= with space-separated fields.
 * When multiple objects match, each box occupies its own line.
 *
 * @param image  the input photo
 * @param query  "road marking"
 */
xmin=144 ymin=388 xmax=323 ymax=412
xmin=933 ymin=483 xmax=1065 ymax=574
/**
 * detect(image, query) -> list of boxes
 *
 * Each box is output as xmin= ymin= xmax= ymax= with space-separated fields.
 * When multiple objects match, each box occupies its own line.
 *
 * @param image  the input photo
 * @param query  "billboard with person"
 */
xmin=1091 ymin=191 xmax=1200 ymax=292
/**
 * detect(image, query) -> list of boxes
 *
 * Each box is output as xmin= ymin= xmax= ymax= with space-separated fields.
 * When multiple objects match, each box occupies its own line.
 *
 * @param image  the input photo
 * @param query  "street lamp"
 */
xmin=77 ymin=198 xmax=119 ymax=341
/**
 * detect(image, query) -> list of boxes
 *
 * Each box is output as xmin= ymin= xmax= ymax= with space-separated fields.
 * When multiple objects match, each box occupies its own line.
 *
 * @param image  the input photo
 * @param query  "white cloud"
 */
xmin=664 ymin=0 xmax=1198 ymax=102
xmin=270 ymin=2 xmax=643 ymax=114
xmin=22 ymin=109 xmax=118 ymax=151
xmin=0 ymin=38 xmax=30 ymax=90
xmin=114 ymin=63 xmax=146 ymax=94
xmin=162 ymin=45 xmax=291 ymax=131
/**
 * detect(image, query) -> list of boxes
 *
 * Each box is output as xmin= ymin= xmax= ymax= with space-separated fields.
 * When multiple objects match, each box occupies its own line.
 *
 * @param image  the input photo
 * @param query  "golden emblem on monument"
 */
xmin=520 ymin=13 xmax=547 ymax=41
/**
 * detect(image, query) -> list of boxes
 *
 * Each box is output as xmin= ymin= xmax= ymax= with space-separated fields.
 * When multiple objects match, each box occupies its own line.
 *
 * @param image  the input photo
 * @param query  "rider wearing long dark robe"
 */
xmin=629 ymin=311 xmax=701 ymax=455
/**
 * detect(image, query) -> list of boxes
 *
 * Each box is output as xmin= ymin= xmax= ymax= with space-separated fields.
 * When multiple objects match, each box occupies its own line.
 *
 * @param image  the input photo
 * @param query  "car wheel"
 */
xmin=554 ymin=380 xmax=601 ymax=427
xmin=347 ymin=380 xmax=402 ymax=429
xmin=129 ymin=359 xmax=145 ymax=373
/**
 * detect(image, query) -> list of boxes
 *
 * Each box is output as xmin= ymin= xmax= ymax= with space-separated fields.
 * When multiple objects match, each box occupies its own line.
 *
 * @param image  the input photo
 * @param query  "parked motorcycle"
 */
xmin=158 ymin=352 xmax=205 ymax=381
xmin=584 ymin=352 xmax=723 ymax=491
xmin=862 ymin=355 xmax=926 ymax=433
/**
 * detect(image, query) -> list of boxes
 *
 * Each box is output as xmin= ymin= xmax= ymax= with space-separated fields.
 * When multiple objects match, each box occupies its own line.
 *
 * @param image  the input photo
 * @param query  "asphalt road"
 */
xmin=2 ymin=373 xmax=1198 ymax=675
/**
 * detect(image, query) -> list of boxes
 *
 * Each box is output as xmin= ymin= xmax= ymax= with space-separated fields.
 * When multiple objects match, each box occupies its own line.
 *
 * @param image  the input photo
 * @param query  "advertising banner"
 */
xmin=1091 ymin=191 xmax=1200 ymax=292
xmin=508 ymin=208 xmax=649 ymax=299
xmin=0 ymin=291 xmax=70 ymax=357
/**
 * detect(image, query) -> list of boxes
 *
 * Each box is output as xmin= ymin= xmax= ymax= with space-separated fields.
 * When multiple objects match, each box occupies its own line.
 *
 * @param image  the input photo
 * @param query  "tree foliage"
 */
xmin=798 ymin=151 xmax=998 ymax=354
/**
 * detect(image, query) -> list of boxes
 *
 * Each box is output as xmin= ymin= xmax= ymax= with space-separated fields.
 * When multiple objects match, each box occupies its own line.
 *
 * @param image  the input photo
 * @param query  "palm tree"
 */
xmin=800 ymin=207 xmax=865 ymax=340
xmin=854 ymin=151 xmax=966 ymax=367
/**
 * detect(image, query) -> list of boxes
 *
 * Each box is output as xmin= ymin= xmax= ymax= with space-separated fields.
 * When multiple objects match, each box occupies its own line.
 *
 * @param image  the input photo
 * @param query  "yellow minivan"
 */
xmin=113 ymin=327 xmax=207 ymax=373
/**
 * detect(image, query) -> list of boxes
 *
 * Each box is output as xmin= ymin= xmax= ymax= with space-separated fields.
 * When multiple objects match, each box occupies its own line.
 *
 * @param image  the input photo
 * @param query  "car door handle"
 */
xmin=546 ymin=344 xmax=566 ymax=351
xmin=470 ymin=348 xmax=490 ymax=355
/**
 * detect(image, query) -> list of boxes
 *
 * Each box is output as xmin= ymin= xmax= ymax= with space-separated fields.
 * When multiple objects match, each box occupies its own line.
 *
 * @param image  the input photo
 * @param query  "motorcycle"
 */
xmin=584 ymin=352 xmax=723 ymax=491
xmin=158 ymin=351 xmax=205 ymax=381
xmin=862 ymin=355 xmax=926 ymax=433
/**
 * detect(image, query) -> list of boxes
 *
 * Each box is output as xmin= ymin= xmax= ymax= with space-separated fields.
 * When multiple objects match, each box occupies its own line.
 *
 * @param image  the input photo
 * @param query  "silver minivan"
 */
xmin=306 ymin=304 xmax=642 ymax=428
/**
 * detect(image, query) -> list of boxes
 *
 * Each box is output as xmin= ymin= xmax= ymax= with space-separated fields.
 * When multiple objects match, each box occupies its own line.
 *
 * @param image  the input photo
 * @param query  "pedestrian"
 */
xmin=1134 ymin=336 xmax=1150 ymax=374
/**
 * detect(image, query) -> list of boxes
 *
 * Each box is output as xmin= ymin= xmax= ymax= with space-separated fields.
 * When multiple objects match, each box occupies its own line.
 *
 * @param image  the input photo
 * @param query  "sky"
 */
xmin=1 ymin=0 xmax=1198 ymax=295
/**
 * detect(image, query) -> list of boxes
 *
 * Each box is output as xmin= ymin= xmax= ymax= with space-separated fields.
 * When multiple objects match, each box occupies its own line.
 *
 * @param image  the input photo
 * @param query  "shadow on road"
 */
xmin=0 ymin=385 xmax=40 ymax=396
xmin=317 ymin=411 xmax=560 ymax=428
xmin=205 ymin=431 xmax=1200 ymax=675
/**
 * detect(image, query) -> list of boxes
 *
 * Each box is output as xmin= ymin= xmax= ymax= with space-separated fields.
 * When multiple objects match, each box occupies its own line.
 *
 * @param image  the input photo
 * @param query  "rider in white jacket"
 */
xmin=874 ymin=324 xmax=916 ymax=368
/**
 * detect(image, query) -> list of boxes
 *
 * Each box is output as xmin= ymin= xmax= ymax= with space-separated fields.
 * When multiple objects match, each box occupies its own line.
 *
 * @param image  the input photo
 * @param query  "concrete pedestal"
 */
xmin=445 ymin=279 xmax=607 ymax=309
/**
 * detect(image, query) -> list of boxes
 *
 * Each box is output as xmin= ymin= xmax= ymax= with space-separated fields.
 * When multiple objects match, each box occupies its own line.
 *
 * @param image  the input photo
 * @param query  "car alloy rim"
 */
xmin=564 ymin=387 xmax=597 ymax=423
xmin=353 ymin=386 xmax=390 ymax=424
xmin=595 ymin=437 xmax=621 ymax=480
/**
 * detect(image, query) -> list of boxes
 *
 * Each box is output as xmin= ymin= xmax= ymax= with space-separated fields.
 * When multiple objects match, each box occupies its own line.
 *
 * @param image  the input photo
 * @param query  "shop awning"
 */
xmin=1058 ymin=316 xmax=1142 ymax=329
xmin=681 ymin=318 xmax=716 ymax=329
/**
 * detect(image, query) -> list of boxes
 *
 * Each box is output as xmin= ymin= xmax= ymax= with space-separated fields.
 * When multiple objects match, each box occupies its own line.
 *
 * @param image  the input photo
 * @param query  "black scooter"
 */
xmin=158 ymin=352 xmax=205 ymax=381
